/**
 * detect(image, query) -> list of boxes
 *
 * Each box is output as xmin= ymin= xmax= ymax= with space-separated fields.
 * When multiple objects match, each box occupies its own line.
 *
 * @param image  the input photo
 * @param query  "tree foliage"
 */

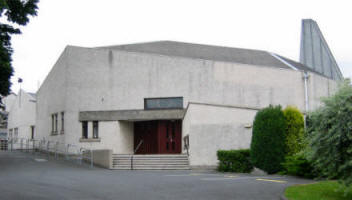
xmin=0 ymin=0 xmax=38 ymax=96
xmin=283 ymin=106 xmax=305 ymax=155
xmin=307 ymin=80 xmax=352 ymax=187
xmin=250 ymin=105 xmax=286 ymax=174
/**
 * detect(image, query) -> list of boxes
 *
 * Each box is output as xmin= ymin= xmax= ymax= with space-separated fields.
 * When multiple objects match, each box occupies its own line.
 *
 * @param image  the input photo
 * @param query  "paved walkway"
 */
xmin=0 ymin=151 xmax=313 ymax=200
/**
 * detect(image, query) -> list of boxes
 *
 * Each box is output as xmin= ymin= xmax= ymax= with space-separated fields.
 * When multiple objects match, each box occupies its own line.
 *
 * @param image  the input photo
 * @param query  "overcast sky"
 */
xmin=9 ymin=0 xmax=352 ymax=93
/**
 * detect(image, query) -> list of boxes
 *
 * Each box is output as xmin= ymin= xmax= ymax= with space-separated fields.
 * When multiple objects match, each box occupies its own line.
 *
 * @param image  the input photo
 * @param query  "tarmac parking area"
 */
xmin=0 ymin=151 xmax=313 ymax=200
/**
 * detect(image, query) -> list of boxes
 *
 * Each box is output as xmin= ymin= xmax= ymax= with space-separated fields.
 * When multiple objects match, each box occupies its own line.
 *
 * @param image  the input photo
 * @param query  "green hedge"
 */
xmin=217 ymin=149 xmax=253 ymax=173
xmin=281 ymin=154 xmax=317 ymax=179
xmin=250 ymin=105 xmax=286 ymax=174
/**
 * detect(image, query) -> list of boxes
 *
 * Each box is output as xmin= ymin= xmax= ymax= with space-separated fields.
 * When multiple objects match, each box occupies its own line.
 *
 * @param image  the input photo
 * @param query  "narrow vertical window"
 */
xmin=93 ymin=121 xmax=99 ymax=139
xmin=51 ymin=114 xmax=54 ymax=133
xmin=55 ymin=114 xmax=58 ymax=133
xmin=61 ymin=112 xmax=64 ymax=134
xmin=31 ymin=126 xmax=35 ymax=140
xmin=14 ymin=128 xmax=18 ymax=142
xmin=82 ymin=121 xmax=88 ymax=139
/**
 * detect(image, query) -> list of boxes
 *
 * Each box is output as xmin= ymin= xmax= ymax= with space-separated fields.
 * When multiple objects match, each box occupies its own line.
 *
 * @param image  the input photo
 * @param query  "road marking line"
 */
xmin=164 ymin=175 xmax=194 ymax=177
xmin=201 ymin=178 xmax=236 ymax=181
xmin=256 ymin=178 xmax=287 ymax=183
xmin=224 ymin=175 xmax=237 ymax=178
xmin=165 ymin=173 xmax=220 ymax=177
xmin=34 ymin=158 xmax=47 ymax=162
xmin=201 ymin=176 xmax=240 ymax=181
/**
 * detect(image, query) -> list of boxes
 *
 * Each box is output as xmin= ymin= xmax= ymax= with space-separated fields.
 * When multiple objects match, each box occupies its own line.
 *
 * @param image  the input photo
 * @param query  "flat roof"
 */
xmin=79 ymin=109 xmax=185 ymax=122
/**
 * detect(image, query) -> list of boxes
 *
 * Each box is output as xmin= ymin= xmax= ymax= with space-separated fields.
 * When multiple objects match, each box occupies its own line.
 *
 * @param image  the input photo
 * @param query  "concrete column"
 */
xmin=58 ymin=114 xmax=62 ymax=134
xmin=88 ymin=121 xmax=93 ymax=138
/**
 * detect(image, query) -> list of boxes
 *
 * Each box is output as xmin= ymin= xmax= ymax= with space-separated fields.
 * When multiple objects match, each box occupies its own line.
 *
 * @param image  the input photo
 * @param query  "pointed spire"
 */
xmin=299 ymin=19 xmax=343 ymax=80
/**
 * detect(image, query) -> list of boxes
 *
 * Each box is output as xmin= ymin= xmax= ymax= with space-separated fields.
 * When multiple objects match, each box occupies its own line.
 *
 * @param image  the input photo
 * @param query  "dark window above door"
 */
xmin=144 ymin=97 xmax=183 ymax=110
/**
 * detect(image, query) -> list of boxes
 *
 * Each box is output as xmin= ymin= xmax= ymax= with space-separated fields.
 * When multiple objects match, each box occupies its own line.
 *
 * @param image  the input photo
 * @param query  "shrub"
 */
xmin=217 ymin=149 xmax=253 ymax=173
xmin=306 ymin=80 xmax=352 ymax=188
xmin=281 ymin=154 xmax=317 ymax=179
xmin=250 ymin=105 xmax=286 ymax=174
xmin=283 ymin=106 xmax=305 ymax=156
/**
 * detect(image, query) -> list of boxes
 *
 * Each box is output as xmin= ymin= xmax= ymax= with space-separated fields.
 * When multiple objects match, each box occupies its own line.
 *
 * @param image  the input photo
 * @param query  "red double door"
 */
xmin=134 ymin=120 xmax=181 ymax=154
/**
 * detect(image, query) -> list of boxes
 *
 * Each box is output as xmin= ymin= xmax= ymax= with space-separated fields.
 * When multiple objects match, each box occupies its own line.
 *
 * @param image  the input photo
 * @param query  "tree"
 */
xmin=307 ymin=80 xmax=352 ymax=187
xmin=0 ymin=0 xmax=39 ymax=96
xmin=283 ymin=106 xmax=305 ymax=156
xmin=250 ymin=105 xmax=286 ymax=174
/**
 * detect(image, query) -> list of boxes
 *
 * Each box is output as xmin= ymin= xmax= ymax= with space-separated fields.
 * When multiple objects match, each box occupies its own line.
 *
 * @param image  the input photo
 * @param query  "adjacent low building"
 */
xmin=0 ymin=93 xmax=17 ymax=139
xmin=7 ymin=90 xmax=36 ymax=143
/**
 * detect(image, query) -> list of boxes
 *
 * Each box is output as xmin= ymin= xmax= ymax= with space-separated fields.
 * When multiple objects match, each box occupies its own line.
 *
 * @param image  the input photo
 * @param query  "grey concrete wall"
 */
xmin=36 ymin=47 xmax=68 ymax=145
xmin=64 ymin=46 xmax=309 ymax=111
xmin=308 ymin=72 xmax=338 ymax=110
xmin=66 ymin=120 xmax=134 ymax=154
xmin=90 ymin=149 xmax=113 ymax=169
xmin=183 ymin=103 xmax=257 ymax=167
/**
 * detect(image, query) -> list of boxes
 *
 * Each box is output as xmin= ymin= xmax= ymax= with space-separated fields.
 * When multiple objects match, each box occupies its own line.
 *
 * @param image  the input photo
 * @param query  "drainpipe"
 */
xmin=303 ymin=71 xmax=310 ymax=128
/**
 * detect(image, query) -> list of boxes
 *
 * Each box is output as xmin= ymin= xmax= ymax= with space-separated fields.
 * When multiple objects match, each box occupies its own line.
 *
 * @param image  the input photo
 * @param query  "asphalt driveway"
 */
xmin=0 ymin=151 xmax=312 ymax=200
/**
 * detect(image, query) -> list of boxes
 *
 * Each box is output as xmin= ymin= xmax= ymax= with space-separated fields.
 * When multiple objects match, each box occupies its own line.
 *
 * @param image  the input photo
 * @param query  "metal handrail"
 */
xmin=55 ymin=142 xmax=67 ymax=159
xmin=26 ymin=139 xmax=29 ymax=152
xmin=6 ymin=137 xmax=93 ymax=168
xmin=80 ymin=147 xmax=93 ymax=168
xmin=0 ymin=138 xmax=8 ymax=151
xmin=134 ymin=140 xmax=144 ymax=154
xmin=131 ymin=140 xmax=143 ymax=170
xmin=20 ymin=138 xmax=24 ymax=151
xmin=5 ymin=137 xmax=12 ymax=151
xmin=66 ymin=144 xmax=81 ymax=161
xmin=47 ymin=141 xmax=55 ymax=158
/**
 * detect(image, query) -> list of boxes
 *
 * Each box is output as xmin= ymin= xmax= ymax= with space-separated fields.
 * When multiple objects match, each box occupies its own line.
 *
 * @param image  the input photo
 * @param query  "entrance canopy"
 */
xmin=79 ymin=109 xmax=185 ymax=122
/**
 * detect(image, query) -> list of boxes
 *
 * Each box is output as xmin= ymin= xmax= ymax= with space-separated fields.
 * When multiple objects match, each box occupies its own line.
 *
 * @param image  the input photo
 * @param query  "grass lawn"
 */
xmin=285 ymin=181 xmax=352 ymax=200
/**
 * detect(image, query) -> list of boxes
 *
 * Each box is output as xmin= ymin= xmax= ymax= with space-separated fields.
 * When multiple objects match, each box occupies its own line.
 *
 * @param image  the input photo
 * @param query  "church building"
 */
xmin=34 ymin=19 xmax=342 ymax=169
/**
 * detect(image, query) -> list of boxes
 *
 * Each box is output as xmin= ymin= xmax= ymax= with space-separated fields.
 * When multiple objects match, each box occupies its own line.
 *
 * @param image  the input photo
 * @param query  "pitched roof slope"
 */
xmin=97 ymin=41 xmax=326 ymax=77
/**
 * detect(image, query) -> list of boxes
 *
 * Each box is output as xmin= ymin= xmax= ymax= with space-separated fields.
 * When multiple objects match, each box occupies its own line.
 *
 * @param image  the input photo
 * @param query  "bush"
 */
xmin=281 ymin=154 xmax=317 ymax=178
xmin=250 ymin=105 xmax=286 ymax=174
xmin=306 ymin=80 xmax=352 ymax=188
xmin=283 ymin=106 xmax=305 ymax=156
xmin=217 ymin=149 xmax=253 ymax=173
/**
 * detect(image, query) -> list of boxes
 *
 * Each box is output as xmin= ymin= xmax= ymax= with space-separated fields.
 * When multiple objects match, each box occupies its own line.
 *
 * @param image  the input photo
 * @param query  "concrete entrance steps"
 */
xmin=112 ymin=154 xmax=190 ymax=170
